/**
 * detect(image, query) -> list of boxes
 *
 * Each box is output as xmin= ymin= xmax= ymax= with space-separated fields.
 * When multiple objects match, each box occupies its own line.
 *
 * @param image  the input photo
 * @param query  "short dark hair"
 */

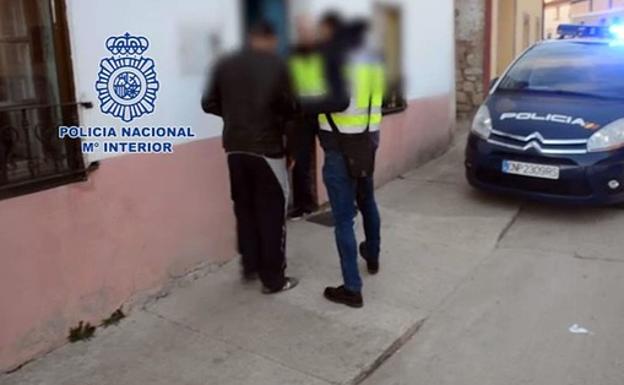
xmin=249 ymin=20 xmax=276 ymax=38
xmin=350 ymin=19 xmax=370 ymax=35
xmin=320 ymin=11 xmax=344 ymax=31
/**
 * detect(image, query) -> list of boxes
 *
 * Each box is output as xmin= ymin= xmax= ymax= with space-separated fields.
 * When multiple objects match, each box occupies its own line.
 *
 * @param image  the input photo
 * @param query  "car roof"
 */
xmin=535 ymin=38 xmax=613 ymax=46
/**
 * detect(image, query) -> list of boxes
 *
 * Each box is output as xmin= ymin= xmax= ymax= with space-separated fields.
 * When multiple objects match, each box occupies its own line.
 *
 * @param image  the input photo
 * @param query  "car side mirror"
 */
xmin=489 ymin=77 xmax=500 ymax=90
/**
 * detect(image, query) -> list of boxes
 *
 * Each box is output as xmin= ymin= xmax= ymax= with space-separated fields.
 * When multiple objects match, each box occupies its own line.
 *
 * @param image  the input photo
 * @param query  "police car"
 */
xmin=465 ymin=24 xmax=624 ymax=205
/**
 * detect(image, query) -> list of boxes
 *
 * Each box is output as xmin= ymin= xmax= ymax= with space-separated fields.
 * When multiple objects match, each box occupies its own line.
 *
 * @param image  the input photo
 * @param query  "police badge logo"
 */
xmin=95 ymin=33 xmax=160 ymax=122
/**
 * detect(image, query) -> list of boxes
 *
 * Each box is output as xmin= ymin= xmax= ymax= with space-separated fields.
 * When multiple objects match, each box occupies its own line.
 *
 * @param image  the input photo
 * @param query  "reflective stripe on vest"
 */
xmin=289 ymin=54 xmax=328 ymax=98
xmin=319 ymin=63 xmax=384 ymax=134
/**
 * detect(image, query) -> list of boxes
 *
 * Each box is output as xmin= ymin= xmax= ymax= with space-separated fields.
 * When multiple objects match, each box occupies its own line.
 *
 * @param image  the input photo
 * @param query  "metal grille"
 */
xmin=487 ymin=129 xmax=589 ymax=155
xmin=0 ymin=102 xmax=87 ymax=197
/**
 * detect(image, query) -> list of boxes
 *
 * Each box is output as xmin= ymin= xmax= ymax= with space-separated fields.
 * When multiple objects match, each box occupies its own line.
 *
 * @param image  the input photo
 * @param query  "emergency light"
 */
xmin=609 ymin=24 xmax=624 ymax=40
xmin=557 ymin=24 xmax=611 ymax=39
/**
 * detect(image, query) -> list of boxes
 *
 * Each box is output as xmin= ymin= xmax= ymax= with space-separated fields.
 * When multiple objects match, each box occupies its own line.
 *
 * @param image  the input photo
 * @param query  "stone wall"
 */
xmin=455 ymin=0 xmax=486 ymax=120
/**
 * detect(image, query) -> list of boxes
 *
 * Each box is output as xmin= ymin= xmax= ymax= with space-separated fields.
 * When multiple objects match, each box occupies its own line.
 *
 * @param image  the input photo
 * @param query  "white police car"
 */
xmin=466 ymin=24 xmax=624 ymax=205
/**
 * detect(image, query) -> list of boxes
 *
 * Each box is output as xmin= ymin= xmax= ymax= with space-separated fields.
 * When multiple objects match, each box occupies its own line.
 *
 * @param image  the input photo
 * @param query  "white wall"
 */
xmin=66 ymin=0 xmax=242 ymax=161
xmin=292 ymin=0 xmax=455 ymax=100
xmin=66 ymin=0 xmax=454 ymax=162
xmin=398 ymin=0 xmax=454 ymax=99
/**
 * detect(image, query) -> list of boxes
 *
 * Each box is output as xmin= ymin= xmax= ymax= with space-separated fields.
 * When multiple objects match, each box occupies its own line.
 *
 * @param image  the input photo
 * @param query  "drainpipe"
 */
xmin=483 ymin=0 xmax=493 ymax=93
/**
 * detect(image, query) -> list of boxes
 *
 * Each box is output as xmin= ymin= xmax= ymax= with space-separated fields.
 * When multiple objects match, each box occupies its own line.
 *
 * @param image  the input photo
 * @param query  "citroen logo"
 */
xmin=523 ymin=132 xmax=546 ymax=144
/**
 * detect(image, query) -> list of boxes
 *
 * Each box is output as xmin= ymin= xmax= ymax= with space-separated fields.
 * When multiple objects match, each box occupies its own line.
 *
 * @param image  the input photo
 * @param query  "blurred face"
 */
xmin=250 ymin=34 xmax=278 ymax=52
xmin=296 ymin=15 xmax=316 ymax=45
xmin=318 ymin=22 xmax=335 ymax=43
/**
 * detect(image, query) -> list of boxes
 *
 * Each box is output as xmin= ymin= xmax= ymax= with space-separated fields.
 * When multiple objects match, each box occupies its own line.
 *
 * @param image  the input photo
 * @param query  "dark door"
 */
xmin=244 ymin=0 xmax=289 ymax=55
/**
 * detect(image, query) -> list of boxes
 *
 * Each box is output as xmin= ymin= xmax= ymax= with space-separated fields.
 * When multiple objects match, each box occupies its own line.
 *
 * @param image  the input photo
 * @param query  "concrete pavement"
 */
xmin=3 ymin=133 xmax=624 ymax=385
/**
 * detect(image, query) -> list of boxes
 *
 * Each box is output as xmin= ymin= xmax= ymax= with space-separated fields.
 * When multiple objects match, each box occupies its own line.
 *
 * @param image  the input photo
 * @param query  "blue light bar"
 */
xmin=557 ymin=24 xmax=611 ymax=38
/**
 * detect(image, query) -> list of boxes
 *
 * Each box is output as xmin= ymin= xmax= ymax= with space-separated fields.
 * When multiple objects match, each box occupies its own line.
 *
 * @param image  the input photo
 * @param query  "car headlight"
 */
xmin=471 ymin=105 xmax=492 ymax=140
xmin=587 ymin=118 xmax=624 ymax=152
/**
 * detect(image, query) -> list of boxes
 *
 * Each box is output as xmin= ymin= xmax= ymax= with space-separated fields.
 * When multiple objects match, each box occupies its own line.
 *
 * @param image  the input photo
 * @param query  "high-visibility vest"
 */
xmin=319 ymin=53 xmax=384 ymax=134
xmin=289 ymin=53 xmax=328 ymax=98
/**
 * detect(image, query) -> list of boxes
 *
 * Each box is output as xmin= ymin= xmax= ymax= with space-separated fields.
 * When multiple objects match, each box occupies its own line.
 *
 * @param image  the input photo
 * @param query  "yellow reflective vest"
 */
xmin=319 ymin=51 xmax=385 ymax=134
xmin=289 ymin=53 xmax=328 ymax=98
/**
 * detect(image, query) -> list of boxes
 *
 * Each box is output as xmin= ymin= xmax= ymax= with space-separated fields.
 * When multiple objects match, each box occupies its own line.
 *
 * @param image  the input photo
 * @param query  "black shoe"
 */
xmin=323 ymin=285 xmax=363 ymax=308
xmin=288 ymin=208 xmax=310 ymax=221
xmin=262 ymin=277 xmax=299 ymax=294
xmin=359 ymin=242 xmax=380 ymax=275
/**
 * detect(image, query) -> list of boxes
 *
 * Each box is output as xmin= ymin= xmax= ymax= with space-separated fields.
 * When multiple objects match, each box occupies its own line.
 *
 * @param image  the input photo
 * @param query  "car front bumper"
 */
xmin=465 ymin=134 xmax=624 ymax=205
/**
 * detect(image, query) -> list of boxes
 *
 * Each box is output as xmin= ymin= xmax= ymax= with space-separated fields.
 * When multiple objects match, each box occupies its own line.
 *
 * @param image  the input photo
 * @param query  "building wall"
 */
xmin=544 ymin=1 xmax=571 ymax=39
xmin=594 ymin=0 xmax=611 ymax=11
xmin=0 ymin=0 xmax=243 ymax=371
xmin=0 ymin=0 xmax=455 ymax=371
xmin=493 ymin=0 xmax=515 ymax=76
xmin=68 ymin=0 xmax=243 ymax=162
xmin=454 ymin=0 xmax=544 ymax=119
xmin=571 ymin=0 xmax=624 ymax=24
xmin=543 ymin=0 xmax=624 ymax=39
xmin=296 ymin=0 xmax=456 ymax=101
xmin=513 ymin=0 xmax=543 ymax=57
xmin=490 ymin=0 xmax=543 ymax=78
xmin=569 ymin=0 xmax=624 ymax=14
xmin=571 ymin=0 xmax=591 ymax=15
xmin=455 ymin=0 xmax=486 ymax=119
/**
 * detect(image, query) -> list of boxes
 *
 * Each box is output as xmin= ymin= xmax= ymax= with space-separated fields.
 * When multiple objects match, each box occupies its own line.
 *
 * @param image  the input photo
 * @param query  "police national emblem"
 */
xmin=95 ymin=33 xmax=160 ymax=122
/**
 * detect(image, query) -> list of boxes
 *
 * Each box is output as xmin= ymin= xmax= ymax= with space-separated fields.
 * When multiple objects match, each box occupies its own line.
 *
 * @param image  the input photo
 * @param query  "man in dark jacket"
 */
xmin=202 ymin=22 xmax=299 ymax=294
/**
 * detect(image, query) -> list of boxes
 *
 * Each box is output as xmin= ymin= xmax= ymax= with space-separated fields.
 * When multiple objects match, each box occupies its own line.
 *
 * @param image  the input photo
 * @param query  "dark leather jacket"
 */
xmin=202 ymin=49 xmax=299 ymax=157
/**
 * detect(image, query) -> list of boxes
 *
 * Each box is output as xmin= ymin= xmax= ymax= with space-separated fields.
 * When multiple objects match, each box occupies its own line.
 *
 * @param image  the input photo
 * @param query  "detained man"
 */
xmin=201 ymin=22 xmax=299 ymax=294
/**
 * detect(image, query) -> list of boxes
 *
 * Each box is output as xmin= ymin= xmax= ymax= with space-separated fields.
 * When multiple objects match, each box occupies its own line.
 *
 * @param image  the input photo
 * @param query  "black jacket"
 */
xmin=202 ymin=49 xmax=299 ymax=157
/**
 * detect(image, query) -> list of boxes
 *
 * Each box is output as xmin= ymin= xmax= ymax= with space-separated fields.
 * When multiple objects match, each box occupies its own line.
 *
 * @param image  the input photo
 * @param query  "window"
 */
xmin=498 ymin=42 xmax=624 ymax=100
xmin=374 ymin=4 xmax=407 ymax=114
xmin=0 ymin=0 xmax=86 ymax=200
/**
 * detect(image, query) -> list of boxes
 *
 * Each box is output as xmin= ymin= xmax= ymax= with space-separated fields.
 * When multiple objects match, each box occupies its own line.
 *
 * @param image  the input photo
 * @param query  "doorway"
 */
xmin=243 ymin=0 xmax=290 ymax=55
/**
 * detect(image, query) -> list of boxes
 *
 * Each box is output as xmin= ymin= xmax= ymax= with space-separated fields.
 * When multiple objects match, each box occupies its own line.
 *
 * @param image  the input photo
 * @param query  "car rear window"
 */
xmin=497 ymin=41 xmax=624 ymax=100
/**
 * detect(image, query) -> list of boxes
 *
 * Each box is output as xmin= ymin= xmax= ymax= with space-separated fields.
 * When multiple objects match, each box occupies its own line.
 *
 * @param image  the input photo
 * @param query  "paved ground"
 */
xmin=3 ymin=133 xmax=624 ymax=385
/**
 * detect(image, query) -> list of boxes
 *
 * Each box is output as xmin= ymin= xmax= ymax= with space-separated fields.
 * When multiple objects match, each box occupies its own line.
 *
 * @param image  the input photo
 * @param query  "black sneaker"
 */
xmin=262 ymin=277 xmax=299 ymax=294
xmin=323 ymin=285 xmax=363 ymax=308
xmin=359 ymin=242 xmax=380 ymax=275
xmin=288 ymin=208 xmax=309 ymax=221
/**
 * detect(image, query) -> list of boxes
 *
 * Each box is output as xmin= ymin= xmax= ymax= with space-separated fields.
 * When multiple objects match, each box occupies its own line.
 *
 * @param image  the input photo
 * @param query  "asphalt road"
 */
xmin=361 ymin=133 xmax=624 ymax=385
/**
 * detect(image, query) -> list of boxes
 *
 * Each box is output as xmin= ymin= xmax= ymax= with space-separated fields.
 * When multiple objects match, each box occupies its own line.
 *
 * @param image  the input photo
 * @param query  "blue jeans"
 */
xmin=323 ymin=150 xmax=381 ymax=293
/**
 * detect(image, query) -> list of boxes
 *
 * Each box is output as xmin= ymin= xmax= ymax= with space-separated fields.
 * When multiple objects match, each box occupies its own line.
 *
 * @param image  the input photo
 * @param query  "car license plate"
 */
xmin=502 ymin=160 xmax=560 ymax=180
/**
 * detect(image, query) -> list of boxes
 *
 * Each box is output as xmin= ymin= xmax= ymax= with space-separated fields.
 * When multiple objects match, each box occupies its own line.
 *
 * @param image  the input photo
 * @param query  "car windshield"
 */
xmin=497 ymin=41 xmax=624 ymax=100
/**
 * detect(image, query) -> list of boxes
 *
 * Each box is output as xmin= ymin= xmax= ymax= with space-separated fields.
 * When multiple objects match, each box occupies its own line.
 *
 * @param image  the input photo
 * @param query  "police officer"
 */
xmin=317 ymin=20 xmax=384 ymax=308
xmin=288 ymin=15 xmax=326 ymax=219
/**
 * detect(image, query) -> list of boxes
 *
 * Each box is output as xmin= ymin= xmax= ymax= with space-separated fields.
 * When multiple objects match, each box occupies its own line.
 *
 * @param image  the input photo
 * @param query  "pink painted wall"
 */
xmin=0 ymin=93 xmax=452 ymax=371
xmin=0 ymin=137 xmax=236 ymax=371
xmin=316 ymin=93 xmax=454 ymax=202
xmin=375 ymin=94 xmax=454 ymax=186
